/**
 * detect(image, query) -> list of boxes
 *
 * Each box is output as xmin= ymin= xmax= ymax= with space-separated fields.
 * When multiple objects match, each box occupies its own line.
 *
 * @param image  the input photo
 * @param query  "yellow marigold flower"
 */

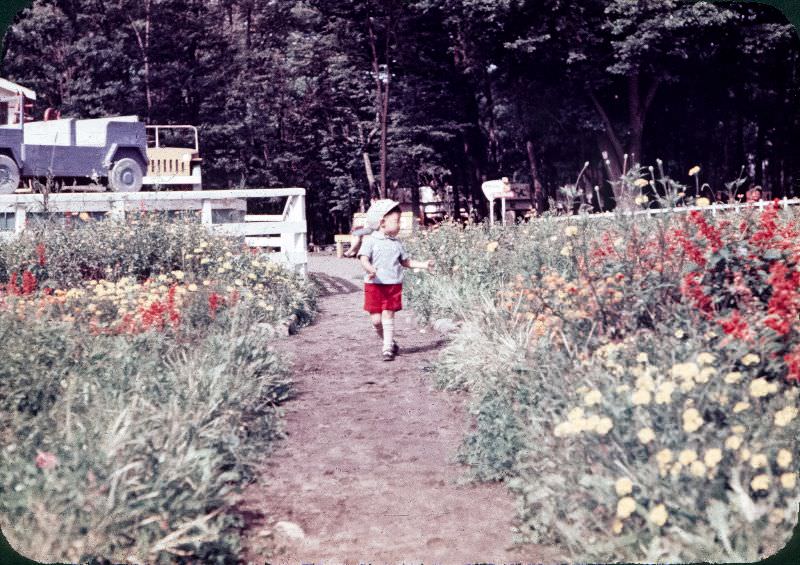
xmin=223 ymin=261 xmax=233 ymax=269
xmin=553 ymin=421 xmax=572 ymax=437
xmin=564 ymin=226 xmax=578 ymax=237
xmin=697 ymin=352 xmax=715 ymax=365
xmin=595 ymin=417 xmax=613 ymax=435
xmin=740 ymin=448 xmax=752 ymax=462
xmin=724 ymin=371 xmax=743 ymax=384
xmin=633 ymin=178 xmax=649 ymax=188
xmin=774 ymin=406 xmax=798 ymax=427
xmin=682 ymin=408 xmax=704 ymax=433
xmin=631 ymin=389 xmax=651 ymax=406
xmin=733 ymin=402 xmax=750 ymax=413
xmin=648 ymin=503 xmax=668 ymax=526
xmin=696 ymin=367 xmax=716 ymax=383
xmin=187 ymin=283 xmax=198 ymax=292
xmin=200 ymin=258 xmax=210 ymax=265
xmin=560 ymin=245 xmax=572 ymax=257
xmin=217 ymin=267 xmax=226 ymax=274
xmin=79 ymin=211 xmax=90 ymax=221
xmin=637 ymin=428 xmax=656 ymax=444
xmin=200 ymin=241 xmax=208 ymax=248
xmin=670 ymin=462 xmax=683 ymax=477
xmin=634 ymin=194 xmax=649 ymax=205
xmin=615 ymin=477 xmax=633 ymax=496
xmin=567 ymin=407 xmax=585 ymax=421
xmin=583 ymin=390 xmax=603 ymax=406
xmin=688 ymin=165 xmax=701 ymax=176
xmin=656 ymin=449 xmax=673 ymax=466
xmin=486 ymin=241 xmax=500 ymax=253
xmin=636 ymin=352 xmax=649 ymax=363
xmin=749 ymin=378 xmax=772 ymax=398
xmin=679 ymin=449 xmax=697 ymax=466
xmin=584 ymin=415 xmax=601 ymax=432
xmin=750 ymin=474 xmax=770 ymax=491
xmin=750 ymin=453 xmax=769 ymax=469
xmin=704 ymin=448 xmax=723 ymax=468
xmin=616 ymin=496 xmax=636 ymax=519
xmin=777 ymin=449 xmax=793 ymax=469
xmin=172 ymin=270 xmax=184 ymax=280
xmin=671 ymin=362 xmax=699 ymax=381
xmin=193 ymin=247 xmax=203 ymax=254
xmin=635 ymin=375 xmax=656 ymax=392
xmin=690 ymin=460 xmax=707 ymax=477
xmin=674 ymin=329 xmax=685 ymax=338
xmin=655 ymin=382 xmax=675 ymax=404
xmin=695 ymin=197 xmax=710 ymax=207
xmin=612 ymin=520 xmax=623 ymax=535
xmin=741 ymin=353 xmax=760 ymax=366
xmin=248 ymin=273 xmax=258 ymax=280
xmin=780 ymin=472 xmax=797 ymax=490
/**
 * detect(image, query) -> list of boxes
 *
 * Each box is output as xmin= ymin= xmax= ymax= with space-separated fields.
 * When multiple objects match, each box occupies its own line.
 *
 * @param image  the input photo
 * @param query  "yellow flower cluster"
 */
xmin=553 ymin=407 xmax=613 ymax=437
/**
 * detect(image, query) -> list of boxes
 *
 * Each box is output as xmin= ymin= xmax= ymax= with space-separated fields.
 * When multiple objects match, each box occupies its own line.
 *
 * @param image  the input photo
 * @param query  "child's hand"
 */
xmin=426 ymin=259 xmax=435 ymax=271
xmin=366 ymin=270 xmax=376 ymax=281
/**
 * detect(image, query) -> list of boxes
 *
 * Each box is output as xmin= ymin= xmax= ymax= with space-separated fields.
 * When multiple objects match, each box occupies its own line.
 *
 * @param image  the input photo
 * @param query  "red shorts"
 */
xmin=364 ymin=283 xmax=403 ymax=313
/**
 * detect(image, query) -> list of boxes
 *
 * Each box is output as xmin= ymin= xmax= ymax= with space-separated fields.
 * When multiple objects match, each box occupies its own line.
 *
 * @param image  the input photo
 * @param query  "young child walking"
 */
xmin=357 ymin=199 xmax=434 ymax=361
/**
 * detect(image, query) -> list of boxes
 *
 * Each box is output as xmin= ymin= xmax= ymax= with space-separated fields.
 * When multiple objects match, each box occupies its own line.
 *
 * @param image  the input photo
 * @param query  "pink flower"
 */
xmin=35 ymin=451 xmax=58 ymax=470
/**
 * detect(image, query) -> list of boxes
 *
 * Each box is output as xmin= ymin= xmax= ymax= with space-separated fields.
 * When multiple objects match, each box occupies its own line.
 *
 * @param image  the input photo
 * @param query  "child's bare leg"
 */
xmin=381 ymin=310 xmax=395 ymax=353
xmin=370 ymin=312 xmax=383 ymax=339
xmin=344 ymin=234 xmax=363 ymax=257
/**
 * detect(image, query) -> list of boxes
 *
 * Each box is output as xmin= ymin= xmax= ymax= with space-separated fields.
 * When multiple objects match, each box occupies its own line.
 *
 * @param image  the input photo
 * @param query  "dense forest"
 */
xmin=1 ymin=0 xmax=799 ymax=243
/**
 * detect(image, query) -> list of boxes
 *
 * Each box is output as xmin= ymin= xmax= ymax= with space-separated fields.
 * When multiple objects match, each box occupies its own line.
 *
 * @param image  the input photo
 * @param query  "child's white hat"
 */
xmin=365 ymin=199 xmax=401 ymax=230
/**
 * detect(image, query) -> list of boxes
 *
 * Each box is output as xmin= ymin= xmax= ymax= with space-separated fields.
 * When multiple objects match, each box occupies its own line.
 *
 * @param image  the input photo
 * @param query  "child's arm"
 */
xmin=401 ymin=258 xmax=435 ymax=271
xmin=360 ymin=255 xmax=377 ymax=280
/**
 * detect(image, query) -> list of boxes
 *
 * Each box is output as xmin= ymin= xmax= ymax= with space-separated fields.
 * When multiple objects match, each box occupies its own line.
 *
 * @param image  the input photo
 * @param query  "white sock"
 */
xmin=382 ymin=313 xmax=394 ymax=352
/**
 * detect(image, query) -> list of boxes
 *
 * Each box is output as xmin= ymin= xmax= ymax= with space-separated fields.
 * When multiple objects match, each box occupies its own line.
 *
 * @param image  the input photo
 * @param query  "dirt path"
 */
xmin=241 ymin=253 xmax=555 ymax=564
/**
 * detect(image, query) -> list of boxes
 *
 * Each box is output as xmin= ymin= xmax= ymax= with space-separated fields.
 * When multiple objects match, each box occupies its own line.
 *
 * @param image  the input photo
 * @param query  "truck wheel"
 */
xmin=0 ymin=155 xmax=21 ymax=194
xmin=109 ymin=158 xmax=144 ymax=192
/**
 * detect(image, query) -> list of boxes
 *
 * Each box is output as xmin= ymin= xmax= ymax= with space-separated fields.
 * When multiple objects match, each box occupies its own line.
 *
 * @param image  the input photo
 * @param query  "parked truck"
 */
xmin=0 ymin=92 xmax=149 ymax=194
xmin=0 ymin=77 xmax=206 ymax=194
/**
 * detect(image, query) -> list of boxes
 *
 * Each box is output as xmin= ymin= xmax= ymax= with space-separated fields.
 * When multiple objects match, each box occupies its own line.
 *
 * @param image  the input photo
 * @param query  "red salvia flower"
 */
xmin=36 ymin=243 xmax=46 ymax=267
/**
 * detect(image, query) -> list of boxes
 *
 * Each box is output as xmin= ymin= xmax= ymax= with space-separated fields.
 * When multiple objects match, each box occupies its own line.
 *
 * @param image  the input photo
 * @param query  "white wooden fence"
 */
xmin=0 ymin=188 xmax=308 ymax=277
xmin=534 ymin=197 xmax=800 ymax=224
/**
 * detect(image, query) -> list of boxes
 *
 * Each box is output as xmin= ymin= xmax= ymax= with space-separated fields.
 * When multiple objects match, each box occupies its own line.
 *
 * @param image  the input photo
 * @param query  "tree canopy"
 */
xmin=1 ymin=0 xmax=798 ymax=241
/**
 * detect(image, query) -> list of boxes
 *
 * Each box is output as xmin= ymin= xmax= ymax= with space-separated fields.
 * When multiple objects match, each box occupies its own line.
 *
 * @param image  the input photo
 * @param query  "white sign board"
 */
xmin=481 ymin=178 xmax=514 ymax=201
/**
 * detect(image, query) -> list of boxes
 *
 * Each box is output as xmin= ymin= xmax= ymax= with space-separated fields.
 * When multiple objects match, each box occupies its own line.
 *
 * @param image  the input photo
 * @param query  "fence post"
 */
xmin=110 ymin=199 xmax=126 ymax=221
xmin=14 ymin=203 xmax=26 ymax=235
xmin=201 ymin=199 xmax=213 ymax=226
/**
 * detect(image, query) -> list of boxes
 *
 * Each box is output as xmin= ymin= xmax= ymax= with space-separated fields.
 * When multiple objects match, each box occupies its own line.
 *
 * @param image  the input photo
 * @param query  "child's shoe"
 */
xmin=391 ymin=340 xmax=399 ymax=355
xmin=382 ymin=348 xmax=395 ymax=361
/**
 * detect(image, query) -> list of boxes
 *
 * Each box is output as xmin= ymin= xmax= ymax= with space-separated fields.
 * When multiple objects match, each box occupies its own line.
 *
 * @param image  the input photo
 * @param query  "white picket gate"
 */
xmin=0 ymin=188 xmax=308 ymax=277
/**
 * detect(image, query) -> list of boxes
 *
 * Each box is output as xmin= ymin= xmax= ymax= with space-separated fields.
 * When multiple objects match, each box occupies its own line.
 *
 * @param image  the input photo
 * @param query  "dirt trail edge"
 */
xmin=241 ymin=254 xmax=555 ymax=565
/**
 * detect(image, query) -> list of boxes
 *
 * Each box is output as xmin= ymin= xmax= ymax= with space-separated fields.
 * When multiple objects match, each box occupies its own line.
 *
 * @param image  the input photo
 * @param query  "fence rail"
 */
xmin=535 ymin=197 xmax=800 ymax=223
xmin=0 ymin=188 xmax=308 ymax=277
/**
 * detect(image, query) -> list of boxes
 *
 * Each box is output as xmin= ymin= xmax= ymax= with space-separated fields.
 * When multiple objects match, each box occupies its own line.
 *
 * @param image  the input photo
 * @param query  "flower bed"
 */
xmin=0 ymin=211 xmax=318 ymax=563
xmin=404 ymin=202 xmax=800 ymax=562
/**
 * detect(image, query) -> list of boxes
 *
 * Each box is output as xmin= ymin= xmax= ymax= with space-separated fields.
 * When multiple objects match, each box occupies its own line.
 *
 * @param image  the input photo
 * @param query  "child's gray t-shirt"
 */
xmin=358 ymin=231 xmax=409 ymax=284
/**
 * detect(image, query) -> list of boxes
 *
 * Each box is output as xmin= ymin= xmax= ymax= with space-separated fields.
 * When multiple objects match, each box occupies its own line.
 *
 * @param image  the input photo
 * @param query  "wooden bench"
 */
xmin=334 ymin=211 xmax=418 ymax=257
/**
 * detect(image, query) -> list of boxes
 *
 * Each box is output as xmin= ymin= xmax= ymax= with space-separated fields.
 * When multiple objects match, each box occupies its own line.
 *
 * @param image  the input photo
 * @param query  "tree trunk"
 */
xmin=363 ymin=152 xmax=377 ymax=199
xmin=525 ymin=139 xmax=545 ymax=215
xmin=367 ymin=14 xmax=391 ymax=199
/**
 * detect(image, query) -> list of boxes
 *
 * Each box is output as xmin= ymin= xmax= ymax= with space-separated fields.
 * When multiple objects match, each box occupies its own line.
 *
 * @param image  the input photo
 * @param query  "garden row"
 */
xmin=0 ymin=211 xmax=318 ymax=563
xmin=404 ymin=196 xmax=800 ymax=562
